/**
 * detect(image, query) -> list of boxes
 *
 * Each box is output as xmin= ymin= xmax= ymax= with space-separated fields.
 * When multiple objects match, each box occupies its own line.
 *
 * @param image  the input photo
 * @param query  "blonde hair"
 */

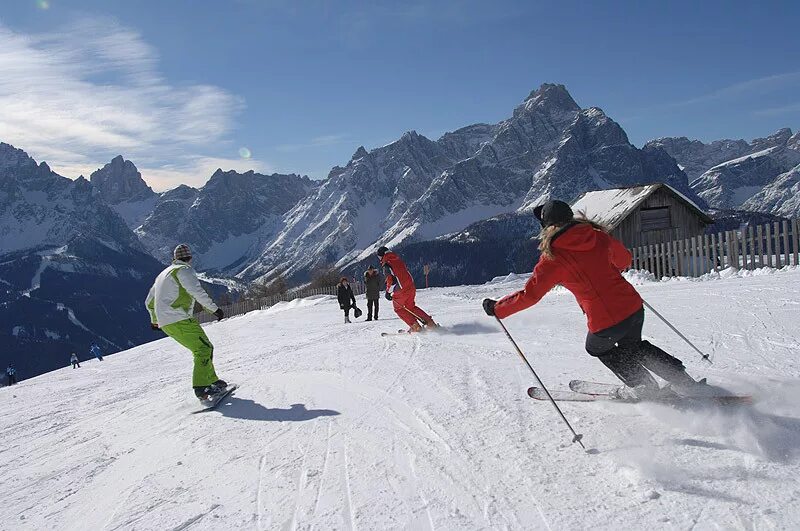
xmin=538 ymin=211 xmax=608 ymax=260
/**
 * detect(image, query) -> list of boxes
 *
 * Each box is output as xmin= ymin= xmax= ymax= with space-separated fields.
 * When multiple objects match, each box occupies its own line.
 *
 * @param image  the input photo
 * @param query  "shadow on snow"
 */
xmin=216 ymin=398 xmax=340 ymax=422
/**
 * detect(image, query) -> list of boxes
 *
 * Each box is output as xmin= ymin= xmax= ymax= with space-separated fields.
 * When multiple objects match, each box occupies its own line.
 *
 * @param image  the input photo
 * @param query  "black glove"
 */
xmin=385 ymin=291 xmax=393 ymax=301
xmin=214 ymin=308 xmax=224 ymax=321
xmin=482 ymin=298 xmax=497 ymax=317
xmin=150 ymin=323 xmax=160 ymax=331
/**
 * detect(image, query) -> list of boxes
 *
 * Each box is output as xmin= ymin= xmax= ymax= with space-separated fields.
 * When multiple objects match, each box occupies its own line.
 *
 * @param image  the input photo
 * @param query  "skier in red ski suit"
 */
xmin=482 ymin=200 xmax=702 ymax=399
xmin=377 ymin=247 xmax=437 ymax=332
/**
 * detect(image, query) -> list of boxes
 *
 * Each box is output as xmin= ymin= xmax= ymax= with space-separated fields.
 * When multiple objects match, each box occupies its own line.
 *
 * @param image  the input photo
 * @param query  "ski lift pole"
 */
xmin=494 ymin=316 xmax=585 ymax=450
xmin=642 ymin=300 xmax=712 ymax=365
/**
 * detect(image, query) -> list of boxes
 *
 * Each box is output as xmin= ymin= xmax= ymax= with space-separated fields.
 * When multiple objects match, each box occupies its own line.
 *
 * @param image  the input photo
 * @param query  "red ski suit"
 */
xmin=380 ymin=251 xmax=433 ymax=327
xmin=494 ymin=223 xmax=642 ymax=333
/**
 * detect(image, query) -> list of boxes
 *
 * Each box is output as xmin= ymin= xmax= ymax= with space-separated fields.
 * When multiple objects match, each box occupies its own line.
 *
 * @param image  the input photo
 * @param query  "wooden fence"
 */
xmin=196 ymin=280 xmax=367 ymax=324
xmin=631 ymin=219 xmax=800 ymax=278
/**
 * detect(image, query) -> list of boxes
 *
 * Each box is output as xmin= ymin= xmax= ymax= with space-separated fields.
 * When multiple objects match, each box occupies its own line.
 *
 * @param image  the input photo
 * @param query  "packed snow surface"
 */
xmin=3 ymin=270 xmax=800 ymax=529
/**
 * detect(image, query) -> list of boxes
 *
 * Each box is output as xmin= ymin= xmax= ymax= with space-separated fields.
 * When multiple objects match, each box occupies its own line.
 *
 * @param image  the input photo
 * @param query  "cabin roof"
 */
xmin=571 ymin=183 xmax=713 ymax=230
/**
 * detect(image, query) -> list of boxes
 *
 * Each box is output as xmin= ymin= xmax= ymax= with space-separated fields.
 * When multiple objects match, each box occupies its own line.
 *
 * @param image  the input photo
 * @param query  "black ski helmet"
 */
xmin=376 ymin=246 xmax=389 ymax=257
xmin=533 ymin=200 xmax=573 ymax=228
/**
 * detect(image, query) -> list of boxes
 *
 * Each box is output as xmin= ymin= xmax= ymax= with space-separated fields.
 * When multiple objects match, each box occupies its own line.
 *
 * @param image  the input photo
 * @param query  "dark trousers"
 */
xmin=585 ymin=307 xmax=689 ymax=388
xmin=72 ymin=362 xmax=80 ymax=369
xmin=7 ymin=375 xmax=15 ymax=385
xmin=367 ymin=298 xmax=379 ymax=320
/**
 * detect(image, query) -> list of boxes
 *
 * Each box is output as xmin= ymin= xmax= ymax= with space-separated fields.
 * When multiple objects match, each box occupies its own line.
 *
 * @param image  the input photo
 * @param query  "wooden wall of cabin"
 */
xmin=610 ymin=188 xmax=708 ymax=248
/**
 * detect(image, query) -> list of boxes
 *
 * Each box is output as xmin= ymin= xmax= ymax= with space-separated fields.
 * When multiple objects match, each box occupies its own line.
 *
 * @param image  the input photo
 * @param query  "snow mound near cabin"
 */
xmin=2 ymin=269 xmax=800 ymax=529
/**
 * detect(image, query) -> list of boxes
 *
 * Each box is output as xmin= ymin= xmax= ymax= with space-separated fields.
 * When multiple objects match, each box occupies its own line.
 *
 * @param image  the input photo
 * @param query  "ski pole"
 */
xmin=494 ymin=316 xmax=586 ymax=450
xmin=642 ymin=300 xmax=712 ymax=364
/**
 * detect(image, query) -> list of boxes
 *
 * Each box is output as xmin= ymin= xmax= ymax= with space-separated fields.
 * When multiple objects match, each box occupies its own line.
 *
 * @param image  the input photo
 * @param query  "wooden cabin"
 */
xmin=571 ymin=184 xmax=713 ymax=248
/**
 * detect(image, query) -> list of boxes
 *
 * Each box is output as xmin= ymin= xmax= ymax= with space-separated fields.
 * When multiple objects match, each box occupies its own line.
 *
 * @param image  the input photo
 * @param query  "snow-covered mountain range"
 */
xmin=243 ymin=83 xmax=695 ymax=281
xmin=0 ymin=143 xmax=164 ymax=378
xmin=135 ymin=169 xmax=315 ymax=272
xmin=646 ymin=128 xmax=800 ymax=216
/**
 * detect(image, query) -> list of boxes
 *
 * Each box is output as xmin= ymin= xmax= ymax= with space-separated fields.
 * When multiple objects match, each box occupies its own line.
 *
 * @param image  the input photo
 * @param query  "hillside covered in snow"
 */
xmin=2 ymin=268 xmax=799 ymax=529
xmin=647 ymin=128 xmax=800 ymax=217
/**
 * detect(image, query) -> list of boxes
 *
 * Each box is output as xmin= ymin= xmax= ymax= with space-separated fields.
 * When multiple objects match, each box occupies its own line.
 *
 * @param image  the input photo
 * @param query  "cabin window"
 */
xmin=640 ymin=207 xmax=671 ymax=231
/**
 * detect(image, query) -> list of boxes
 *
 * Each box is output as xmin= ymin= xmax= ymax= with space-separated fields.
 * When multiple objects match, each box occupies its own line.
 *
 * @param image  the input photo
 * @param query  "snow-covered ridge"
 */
xmin=648 ymin=128 xmax=800 ymax=216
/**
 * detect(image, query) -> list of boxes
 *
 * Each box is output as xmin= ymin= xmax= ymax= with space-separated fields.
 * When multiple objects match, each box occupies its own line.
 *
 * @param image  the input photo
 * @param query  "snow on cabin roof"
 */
xmin=571 ymin=184 xmax=711 ymax=229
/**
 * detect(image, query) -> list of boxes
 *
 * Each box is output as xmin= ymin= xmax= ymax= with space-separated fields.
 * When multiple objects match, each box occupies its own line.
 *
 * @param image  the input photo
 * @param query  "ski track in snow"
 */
xmin=2 ymin=270 xmax=800 ymax=529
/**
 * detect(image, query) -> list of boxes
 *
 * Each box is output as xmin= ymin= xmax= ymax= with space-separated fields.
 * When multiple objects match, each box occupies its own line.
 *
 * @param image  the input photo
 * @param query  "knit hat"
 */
xmin=533 ymin=200 xmax=574 ymax=228
xmin=174 ymin=244 xmax=192 ymax=261
xmin=376 ymin=246 xmax=389 ymax=257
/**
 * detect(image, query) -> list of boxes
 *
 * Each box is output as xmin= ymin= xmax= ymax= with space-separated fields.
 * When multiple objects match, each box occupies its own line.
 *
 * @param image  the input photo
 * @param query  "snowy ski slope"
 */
xmin=2 ymin=268 xmax=800 ymax=530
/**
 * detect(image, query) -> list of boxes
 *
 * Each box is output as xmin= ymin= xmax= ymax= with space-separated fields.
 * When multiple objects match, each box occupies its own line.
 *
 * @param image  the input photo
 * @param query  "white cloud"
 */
xmin=0 ymin=17 xmax=262 ymax=189
xmin=669 ymin=71 xmax=800 ymax=108
xmin=752 ymin=102 xmax=800 ymax=117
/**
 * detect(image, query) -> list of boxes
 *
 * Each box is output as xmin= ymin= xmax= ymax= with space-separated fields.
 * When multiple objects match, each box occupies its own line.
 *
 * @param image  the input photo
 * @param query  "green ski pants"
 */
xmin=161 ymin=318 xmax=219 ymax=387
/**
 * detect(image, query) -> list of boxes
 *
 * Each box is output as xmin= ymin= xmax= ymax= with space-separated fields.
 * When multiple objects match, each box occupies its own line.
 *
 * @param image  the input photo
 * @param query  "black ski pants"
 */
xmin=367 ymin=298 xmax=379 ymax=320
xmin=585 ymin=307 xmax=688 ymax=388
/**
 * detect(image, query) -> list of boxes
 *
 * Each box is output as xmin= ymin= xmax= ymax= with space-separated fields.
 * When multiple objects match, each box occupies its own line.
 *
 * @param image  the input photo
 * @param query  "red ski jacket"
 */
xmin=494 ymin=223 xmax=642 ymax=333
xmin=380 ymin=252 xmax=415 ymax=293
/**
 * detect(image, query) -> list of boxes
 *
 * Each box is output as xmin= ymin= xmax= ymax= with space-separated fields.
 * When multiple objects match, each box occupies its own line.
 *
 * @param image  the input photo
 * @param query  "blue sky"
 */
xmin=0 ymin=0 xmax=798 ymax=190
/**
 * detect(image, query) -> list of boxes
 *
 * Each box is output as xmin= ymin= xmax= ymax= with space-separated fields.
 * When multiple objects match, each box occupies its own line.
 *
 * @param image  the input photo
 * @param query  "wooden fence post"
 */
xmin=793 ymin=219 xmax=800 ymax=266
xmin=765 ymin=223 xmax=773 ymax=267
xmin=782 ymin=220 xmax=790 ymax=269
xmin=756 ymin=224 xmax=765 ymax=267
xmin=660 ymin=242 xmax=668 ymax=278
xmin=671 ymin=239 xmax=679 ymax=276
xmin=742 ymin=226 xmax=756 ymax=269
xmin=653 ymin=243 xmax=660 ymax=277
xmin=774 ymin=222 xmax=783 ymax=268
xmin=710 ymin=233 xmax=718 ymax=271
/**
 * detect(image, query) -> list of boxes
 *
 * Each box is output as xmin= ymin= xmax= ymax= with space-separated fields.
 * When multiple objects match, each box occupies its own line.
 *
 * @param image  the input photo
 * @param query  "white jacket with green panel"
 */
xmin=145 ymin=260 xmax=218 ymax=327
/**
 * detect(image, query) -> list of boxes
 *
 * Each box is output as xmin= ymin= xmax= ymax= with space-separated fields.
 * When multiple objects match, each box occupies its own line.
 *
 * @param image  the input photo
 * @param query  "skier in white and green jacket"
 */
xmin=145 ymin=244 xmax=227 ymax=400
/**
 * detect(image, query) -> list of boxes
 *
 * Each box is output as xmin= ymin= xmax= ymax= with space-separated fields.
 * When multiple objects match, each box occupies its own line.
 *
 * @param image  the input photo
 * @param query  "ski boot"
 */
xmin=194 ymin=381 xmax=227 ymax=401
xmin=407 ymin=322 xmax=423 ymax=333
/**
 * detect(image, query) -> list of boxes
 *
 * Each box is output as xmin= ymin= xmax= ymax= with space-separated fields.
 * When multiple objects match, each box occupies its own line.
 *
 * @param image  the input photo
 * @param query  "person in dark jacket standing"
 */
xmin=364 ymin=265 xmax=381 ymax=320
xmin=5 ymin=364 xmax=16 ymax=385
xmin=482 ymin=199 xmax=701 ymax=400
xmin=378 ymin=247 xmax=437 ymax=333
xmin=337 ymin=277 xmax=357 ymax=323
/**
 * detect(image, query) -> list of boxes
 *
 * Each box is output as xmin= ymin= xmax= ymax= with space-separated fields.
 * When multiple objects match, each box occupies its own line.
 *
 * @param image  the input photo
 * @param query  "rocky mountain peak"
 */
xmin=90 ymin=156 xmax=154 ymax=205
xmin=789 ymin=131 xmax=800 ymax=151
xmin=521 ymin=83 xmax=580 ymax=114
xmin=751 ymin=128 xmax=794 ymax=152
xmin=352 ymin=146 xmax=368 ymax=160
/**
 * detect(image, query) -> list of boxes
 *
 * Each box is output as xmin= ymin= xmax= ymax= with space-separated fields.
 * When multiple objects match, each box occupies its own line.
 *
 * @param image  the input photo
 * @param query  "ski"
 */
xmin=568 ymin=380 xmax=620 ymax=395
xmin=527 ymin=387 xmax=613 ymax=402
xmin=569 ymin=379 xmax=752 ymax=403
xmin=191 ymin=384 xmax=238 ymax=414
xmin=381 ymin=329 xmax=411 ymax=337
xmin=529 ymin=384 xmax=752 ymax=404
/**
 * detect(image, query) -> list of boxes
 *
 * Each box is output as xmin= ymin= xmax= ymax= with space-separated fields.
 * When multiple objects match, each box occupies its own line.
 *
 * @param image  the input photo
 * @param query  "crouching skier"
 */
xmin=146 ymin=244 xmax=227 ymax=401
xmin=377 ymin=246 xmax=437 ymax=333
xmin=482 ymin=200 xmax=702 ymax=400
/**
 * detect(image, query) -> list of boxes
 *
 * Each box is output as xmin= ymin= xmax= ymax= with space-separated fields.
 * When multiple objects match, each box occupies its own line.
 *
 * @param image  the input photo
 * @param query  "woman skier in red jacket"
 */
xmin=378 ymin=246 xmax=437 ymax=333
xmin=482 ymin=200 xmax=700 ymax=399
